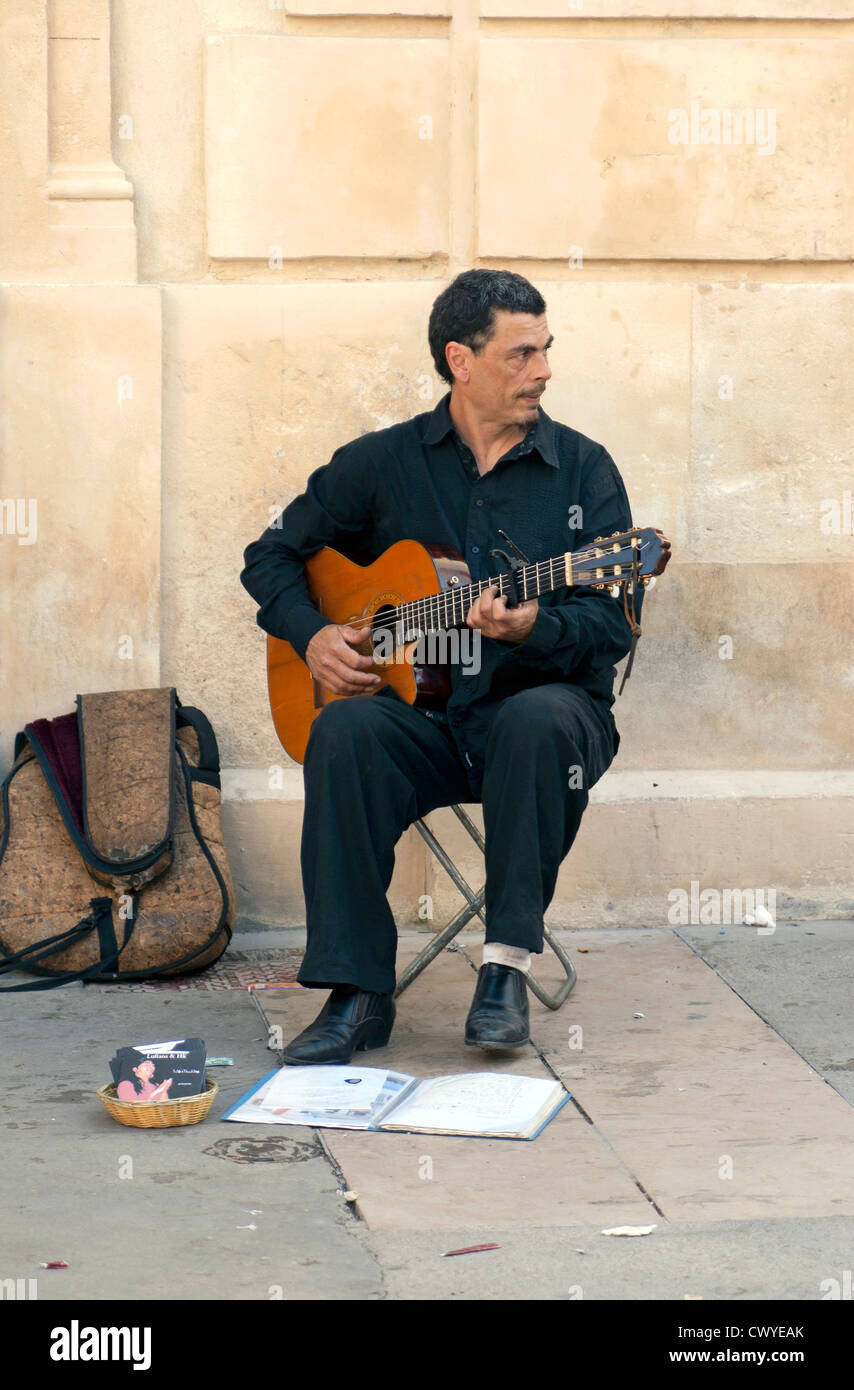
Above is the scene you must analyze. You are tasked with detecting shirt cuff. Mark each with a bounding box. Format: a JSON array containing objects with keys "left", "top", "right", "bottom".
[
  {"left": 512, "top": 605, "right": 564, "bottom": 658},
  {"left": 277, "top": 604, "right": 333, "bottom": 662}
]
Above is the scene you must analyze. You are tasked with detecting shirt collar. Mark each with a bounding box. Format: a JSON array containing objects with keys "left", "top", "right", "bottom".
[{"left": 424, "top": 391, "right": 560, "bottom": 469}]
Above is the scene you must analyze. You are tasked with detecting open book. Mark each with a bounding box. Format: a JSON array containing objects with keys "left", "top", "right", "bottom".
[{"left": 222, "top": 1066, "right": 570, "bottom": 1141}]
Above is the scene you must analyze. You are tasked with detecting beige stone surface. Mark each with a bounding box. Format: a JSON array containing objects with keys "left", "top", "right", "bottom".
[
  {"left": 223, "top": 775, "right": 854, "bottom": 929},
  {"left": 541, "top": 931, "right": 854, "bottom": 1219},
  {"left": 49, "top": 0, "right": 115, "bottom": 169},
  {"left": 613, "top": 560, "right": 854, "bottom": 770},
  {"left": 0, "top": 287, "right": 162, "bottom": 762},
  {"left": 690, "top": 284, "right": 854, "bottom": 563},
  {"left": 42, "top": 0, "right": 137, "bottom": 282},
  {"left": 205, "top": 36, "right": 450, "bottom": 260},
  {"left": 483, "top": 0, "right": 854, "bottom": 14},
  {"left": 289, "top": 0, "right": 449, "bottom": 12},
  {"left": 159, "top": 281, "right": 443, "bottom": 768},
  {"left": 111, "top": 0, "right": 208, "bottom": 283},
  {"left": 478, "top": 39, "right": 854, "bottom": 260},
  {"left": 535, "top": 281, "right": 691, "bottom": 552},
  {"left": 0, "top": 3, "right": 51, "bottom": 277}
]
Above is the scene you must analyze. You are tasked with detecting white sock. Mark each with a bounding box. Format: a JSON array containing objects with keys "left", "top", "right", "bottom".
[{"left": 483, "top": 943, "right": 531, "bottom": 974}]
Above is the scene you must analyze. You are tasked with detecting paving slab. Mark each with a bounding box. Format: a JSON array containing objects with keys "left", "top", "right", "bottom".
[
  {"left": 257, "top": 949, "right": 656, "bottom": 1231},
  {"left": 0, "top": 986, "right": 383, "bottom": 1301},
  {"left": 256, "top": 933, "right": 854, "bottom": 1228},
  {"left": 678, "top": 921, "right": 854, "bottom": 1106},
  {"left": 363, "top": 1217, "right": 854, "bottom": 1303},
  {"left": 536, "top": 930, "right": 854, "bottom": 1222}
]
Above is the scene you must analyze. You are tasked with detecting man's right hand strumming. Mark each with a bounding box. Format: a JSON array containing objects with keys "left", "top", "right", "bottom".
[{"left": 305, "top": 622, "right": 383, "bottom": 696}]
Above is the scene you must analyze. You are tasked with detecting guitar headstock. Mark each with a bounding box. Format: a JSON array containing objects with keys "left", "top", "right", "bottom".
[{"left": 572, "top": 527, "right": 668, "bottom": 593}]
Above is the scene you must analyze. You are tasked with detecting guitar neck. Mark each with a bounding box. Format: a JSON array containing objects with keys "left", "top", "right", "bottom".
[
  {"left": 391, "top": 530, "right": 652, "bottom": 635},
  {"left": 397, "top": 554, "right": 570, "bottom": 634}
]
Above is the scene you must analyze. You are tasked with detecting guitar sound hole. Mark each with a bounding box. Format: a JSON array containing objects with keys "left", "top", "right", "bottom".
[
  {"left": 371, "top": 605, "right": 421, "bottom": 655},
  {"left": 371, "top": 605, "right": 394, "bottom": 657}
]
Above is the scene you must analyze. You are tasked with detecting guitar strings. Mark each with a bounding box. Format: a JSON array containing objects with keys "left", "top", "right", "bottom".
[{"left": 333, "top": 533, "right": 651, "bottom": 638}]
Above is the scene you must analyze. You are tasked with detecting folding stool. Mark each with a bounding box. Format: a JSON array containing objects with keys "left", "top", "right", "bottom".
[{"left": 394, "top": 803, "right": 577, "bottom": 1009}]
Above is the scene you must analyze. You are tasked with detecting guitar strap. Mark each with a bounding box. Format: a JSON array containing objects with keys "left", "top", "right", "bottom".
[{"left": 618, "top": 547, "right": 643, "bottom": 696}]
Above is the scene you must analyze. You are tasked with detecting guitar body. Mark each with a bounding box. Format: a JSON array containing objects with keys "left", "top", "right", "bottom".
[{"left": 267, "top": 540, "right": 471, "bottom": 764}]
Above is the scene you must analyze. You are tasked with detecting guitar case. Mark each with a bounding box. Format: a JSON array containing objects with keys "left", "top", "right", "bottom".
[{"left": 0, "top": 688, "right": 234, "bottom": 990}]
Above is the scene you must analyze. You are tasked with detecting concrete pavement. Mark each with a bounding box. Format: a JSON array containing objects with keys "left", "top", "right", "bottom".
[{"left": 2, "top": 925, "right": 853, "bottom": 1302}]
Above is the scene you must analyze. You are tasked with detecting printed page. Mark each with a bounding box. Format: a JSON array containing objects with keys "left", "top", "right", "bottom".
[
  {"left": 224, "top": 1068, "right": 416, "bottom": 1129},
  {"left": 259, "top": 1065, "right": 388, "bottom": 1113},
  {"left": 380, "top": 1072, "right": 563, "bottom": 1135}
]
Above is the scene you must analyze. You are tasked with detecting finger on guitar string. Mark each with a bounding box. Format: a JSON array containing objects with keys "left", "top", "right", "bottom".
[
  {"left": 466, "top": 586, "right": 538, "bottom": 643},
  {"left": 305, "top": 622, "right": 382, "bottom": 695},
  {"left": 465, "top": 584, "right": 500, "bottom": 629},
  {"left": 339, "top": 620, "right": 375, "bottom": 654}
]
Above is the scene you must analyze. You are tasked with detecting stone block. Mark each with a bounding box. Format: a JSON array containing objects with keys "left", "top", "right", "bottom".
[
  {"left": 535, "top": 281, "right": 691, "bottom": 551},
  {"left": 0, "top": 2, "right": 50, "bottom": 277},
  {"left": 0, "top": 287, "right": 162, "bottom": 763},
  {"left": 615, "top": 560, "right": 854, "bottom": 771},
  {"left": 690, "top": 284, "right": 854, "bottom": 563},
  {"left": 478, "top": 39, "right": 854, "bottom": 260},
  {"left": 160, "top": 281, "right": 443, "bottom": 769},
  {"left": 205, "top": 35, "right": 450, "bottom": 259}
]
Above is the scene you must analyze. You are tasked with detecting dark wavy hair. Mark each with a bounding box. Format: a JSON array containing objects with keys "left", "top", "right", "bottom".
[{"left": 428, "top": 270, "right": 547, "bottom": 386}]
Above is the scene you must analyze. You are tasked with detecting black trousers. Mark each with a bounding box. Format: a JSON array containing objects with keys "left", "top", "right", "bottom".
[{"left": 298, "top": 683, "right": 616, "bottom": 995}]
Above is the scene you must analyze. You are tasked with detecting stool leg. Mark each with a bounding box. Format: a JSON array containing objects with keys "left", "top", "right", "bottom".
[
  {"left": 395, "top": 817, "right": 485, "bottom": 998},
  {"left": 526, "top": 924, "right": 577, "bottom": 1010},
  {"left": 401, "top": 808, "right": 578, "bottom": 1010},
  {"left": 413, "top": 818, "right": 486, "bottom": 928},
  {"left": 394, "top": 892, "right": 484, "bottom": 998}
]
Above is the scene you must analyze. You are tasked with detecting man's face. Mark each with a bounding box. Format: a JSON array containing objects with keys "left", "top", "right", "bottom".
[{"left": 456, "top": 311, "right": 553, "bottom": 427}]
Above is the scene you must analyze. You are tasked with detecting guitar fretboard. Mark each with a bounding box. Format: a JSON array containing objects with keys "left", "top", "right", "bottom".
[
  {"left": 373, "top": 532, "right": 648, "bottom": 638},
  {"left": 384, "top": 555, "right": 566, "bottom": 636}
]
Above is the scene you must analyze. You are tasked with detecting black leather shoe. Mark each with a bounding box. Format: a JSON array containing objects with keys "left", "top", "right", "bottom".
[
  {"left": 281, "top": 987, "right": 395, "bottom": 1065},
  {"left": 464, "top": 963, "right": 530, "bottom": 1050}
]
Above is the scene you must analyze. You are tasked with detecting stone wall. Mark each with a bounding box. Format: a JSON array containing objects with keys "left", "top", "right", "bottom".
[{"left": 2, "top": 0, "right": 852, "bottom": 933}]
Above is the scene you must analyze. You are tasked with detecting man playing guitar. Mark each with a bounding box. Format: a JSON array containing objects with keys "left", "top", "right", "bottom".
[{"left": 241, "top": 269, "right": 669, "bottom": 1064}]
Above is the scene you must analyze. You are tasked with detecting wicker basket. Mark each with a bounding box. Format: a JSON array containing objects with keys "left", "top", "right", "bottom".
[{"left": 96, "top": 1077, "right": 218, "bottom": 1128}]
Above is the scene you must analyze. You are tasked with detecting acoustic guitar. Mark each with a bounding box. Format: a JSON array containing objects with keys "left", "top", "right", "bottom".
[{"left": 267, "top": 528, "right": 666, "bottom": 764}]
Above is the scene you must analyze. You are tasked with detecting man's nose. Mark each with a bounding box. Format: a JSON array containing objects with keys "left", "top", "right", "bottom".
[{"left": 532, "top": 351, "right": 552, "bottom": 382}]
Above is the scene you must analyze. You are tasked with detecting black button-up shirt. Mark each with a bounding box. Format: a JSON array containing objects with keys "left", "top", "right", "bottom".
[{"left": 241, "top": 391, "right": 640, "bottom": 795}]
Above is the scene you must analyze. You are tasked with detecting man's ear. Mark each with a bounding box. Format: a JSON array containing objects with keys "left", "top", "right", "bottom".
[{"left": 445, "top": 340, "right": 470, "bottom": 384}]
